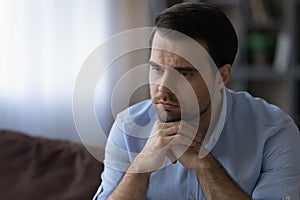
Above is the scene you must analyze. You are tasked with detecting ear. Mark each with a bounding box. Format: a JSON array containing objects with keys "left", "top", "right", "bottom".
[{"left": 218, "top": 64, "right": 231, "bottom": 86}]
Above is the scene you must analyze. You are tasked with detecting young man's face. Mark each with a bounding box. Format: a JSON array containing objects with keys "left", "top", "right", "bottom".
[{"left": 149, "top": 33, "right": 214, "bottom": 123}]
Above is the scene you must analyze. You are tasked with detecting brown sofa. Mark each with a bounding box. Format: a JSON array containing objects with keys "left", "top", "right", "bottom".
[{"left": 0, "top": 129, "right": 103, "bottom": 200}]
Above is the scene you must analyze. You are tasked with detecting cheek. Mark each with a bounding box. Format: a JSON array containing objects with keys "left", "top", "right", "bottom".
[
  {"left": 181, "top": 83, "right": 210, "bottom": 104},
  {"left": 149, "top": 84, "right": 158, "bottom": 95},
  {"left": 195, "top": 86, "right": 211, "bottom": 102}
]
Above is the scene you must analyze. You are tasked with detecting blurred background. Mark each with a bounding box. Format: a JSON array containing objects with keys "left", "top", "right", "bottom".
[{"left": 0, "top": 0, "right": 299, "bottom": 144}]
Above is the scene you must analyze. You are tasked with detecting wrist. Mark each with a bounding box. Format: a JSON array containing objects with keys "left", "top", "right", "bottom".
[
  {"left": 128, "top": 153, "right": 159, "bottom": 173},
  {"left": 194, "top": 154, "right": 223, "bottom": 177}
]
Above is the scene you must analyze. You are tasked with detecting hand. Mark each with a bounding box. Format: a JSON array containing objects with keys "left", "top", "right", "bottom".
[
  {"left": 176, "top": 142, "right": 202, "bottom": 171},
  {"left": 170, "top": 120, "right": 205, "bottom": 170},
  {"left": 132, "top": 120, "right": 196, "bottom": 173}
]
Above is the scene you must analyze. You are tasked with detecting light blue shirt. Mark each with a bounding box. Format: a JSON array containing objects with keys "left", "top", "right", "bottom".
[{"left": 94, "top": 88, "right": 300, "bottom": 200}]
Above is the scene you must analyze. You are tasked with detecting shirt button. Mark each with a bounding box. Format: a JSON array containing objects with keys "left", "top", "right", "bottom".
[
  {"left": 285, "top": 196, "right": 291, "bottom": 200},
  {"left": 189, "top": 194, "right": 195, "bottom": 200}
]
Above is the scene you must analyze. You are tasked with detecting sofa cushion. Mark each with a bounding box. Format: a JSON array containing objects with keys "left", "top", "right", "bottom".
[{"left": 0, "top": 130, "right": 103, "bottom": 200}]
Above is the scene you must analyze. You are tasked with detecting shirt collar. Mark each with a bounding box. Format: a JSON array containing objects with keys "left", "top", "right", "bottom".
[{"left": 201, "top": 86, "right": 228, "bottom": 155}]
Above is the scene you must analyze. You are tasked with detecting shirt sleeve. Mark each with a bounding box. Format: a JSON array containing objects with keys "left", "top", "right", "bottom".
[
  {"left": 252, "top": 117, "right": 300, "bottom": 200},
  {"left": 93, "top": 115, "right": 134, "bottom": 200}
]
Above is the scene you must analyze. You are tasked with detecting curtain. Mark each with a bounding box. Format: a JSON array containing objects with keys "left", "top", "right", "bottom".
[
  {"left": 0, "top": 0, "right": 161, "bottom": 146},
  {"left": 0, "top": 0, "right": 108, "bottom": 142}
]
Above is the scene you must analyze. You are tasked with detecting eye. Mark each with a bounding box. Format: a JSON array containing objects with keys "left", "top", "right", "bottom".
[
  {"left": 179, "top": 71, "right": 194, "bottom": 78},
  {"left": 151, "top": 65, "right": 164, "bottom": 74}
]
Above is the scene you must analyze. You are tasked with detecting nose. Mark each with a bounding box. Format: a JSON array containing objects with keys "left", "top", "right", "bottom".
[
  {"left": 158, "top": 83, "right": 171, "bottom": 93},
  {"left": 158, "top": 72, "right": 174, "bottom": 94}
]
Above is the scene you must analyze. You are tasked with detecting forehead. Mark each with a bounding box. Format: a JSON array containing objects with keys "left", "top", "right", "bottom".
[
  {"left": 150, "top": 49, "right": 192, "bottom": 67},
  {"left": 150, "top": 32, "right": 209, "bottom": 67}
]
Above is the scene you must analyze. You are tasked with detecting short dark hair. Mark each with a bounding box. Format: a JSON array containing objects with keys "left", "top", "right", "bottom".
[{"left": 153, "top": 2, "right": 238, "bottom": 68}]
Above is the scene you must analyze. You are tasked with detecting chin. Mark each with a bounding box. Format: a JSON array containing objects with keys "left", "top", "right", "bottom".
[
  {"left": 155, "top": 107, "right": 181, "bottom": 122},
  {"left": 159, "top": 116, "right": 181, "bottom": 123}
]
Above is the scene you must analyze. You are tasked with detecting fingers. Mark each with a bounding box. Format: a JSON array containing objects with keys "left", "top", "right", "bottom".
[
  {"left": 139, "top": 120, "right": 201, "bottom": 171},
  {"left": 147, "top": 120, "right": 203, "bottom": 153},
  {"left": 144, "top": 121, "right": 180, "bottom": 153},
  {"left": 151, "top": 121, "right": 180, "bottom": 137},
  {"left": 161, "top": 126, "right": 180, "bottom": 137},
  {"left": 154, "top": 120, "right": 180, "bottom": 129},
  {"left": 178, "top": 120, "right": 204, "bottom": 143},
  {"left": 152, "top": 120, "right": 203, "bottom": 145},
  {"left": 170, "top": 134, "right": 195, "bottom": 147}
]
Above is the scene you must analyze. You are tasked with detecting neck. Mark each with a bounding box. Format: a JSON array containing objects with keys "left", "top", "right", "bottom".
[
  {"left": 198, "top": 91, "right": 223, "bottom": 142},
  {"left": 197, "top": 105, "right": 212, "bottom": 138},
  {"left": 198, "top": 89, "right": 222, "bottom": 136}
]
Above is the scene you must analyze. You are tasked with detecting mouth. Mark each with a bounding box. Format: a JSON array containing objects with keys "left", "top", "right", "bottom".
[{"left": 156, "top": 101, "right": 179, "bottom": 110}]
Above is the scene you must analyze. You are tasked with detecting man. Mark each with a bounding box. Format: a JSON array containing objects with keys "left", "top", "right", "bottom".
[{"left": 94, "top": 2, "right": 300, "bottom": 200}]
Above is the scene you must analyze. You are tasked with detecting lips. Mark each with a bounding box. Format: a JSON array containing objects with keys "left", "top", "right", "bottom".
[{"left": 156, "top": 101, "right": 179, "bottom": 110}]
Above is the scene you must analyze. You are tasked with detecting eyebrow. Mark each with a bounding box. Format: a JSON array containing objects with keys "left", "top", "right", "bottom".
[{"left": 148, "top": 61, "right": 197, "bottom": 72}]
